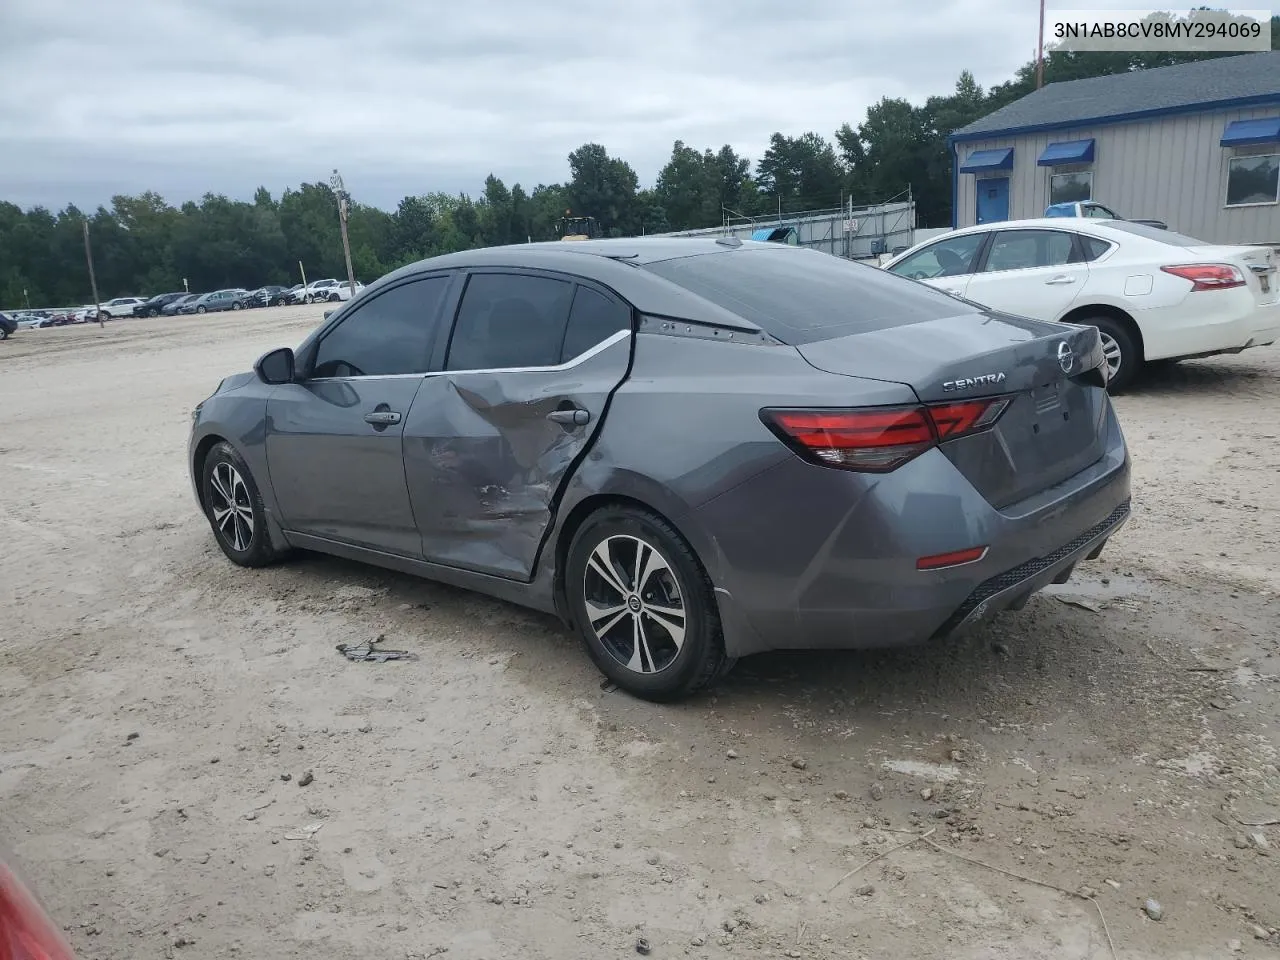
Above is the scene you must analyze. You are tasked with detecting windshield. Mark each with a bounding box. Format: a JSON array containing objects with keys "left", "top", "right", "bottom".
[{"left": 642, "top": 248, "right": 975, "bottom": 345}]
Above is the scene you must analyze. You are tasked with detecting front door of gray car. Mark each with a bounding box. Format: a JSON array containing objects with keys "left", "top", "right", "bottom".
[
  {"left": 404, "top": 270, "right": 633, "bottom": 580},
  {"left": 264, "top": 276, "right": 452, "bottom": 556}
]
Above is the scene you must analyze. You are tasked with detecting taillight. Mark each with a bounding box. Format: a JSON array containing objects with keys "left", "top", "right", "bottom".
[
  {"left": 0, "top": 865, "right": 76, "bottom": 960},
  {"left": 760, "top": 397, "right": 1010, "bottom": 472},
  {"left": 1160, "top": 263, "right": 1245, "bottom": 291}
]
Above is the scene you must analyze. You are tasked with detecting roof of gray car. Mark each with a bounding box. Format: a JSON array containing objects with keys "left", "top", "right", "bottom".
[
  {"left": 360, "top": 238, "right": 811, "bottom": 336},
  {"left": 405, "top": 236, "right": 790, "bottom": 269},
  {"left": 952, "top": 50, "right": 1280, "bottom": 140}
]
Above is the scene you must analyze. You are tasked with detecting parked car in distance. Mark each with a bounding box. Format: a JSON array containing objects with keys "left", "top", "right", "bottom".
[
  {"left": 187, "top": 289, "right": 250, "bottom": 314},
  {"left": 0, "top": 312, "right": 16, "bottom": 339},
  {"left": 300, "top": 279, "right": 339, "bottom": 303},
  {"left": 14, "top": 313, "right": 52, "bottom": 329},
  {"left": 882, "top": 218, "right": 1278, "bottom": 392},
  {"left": 190, "top": 238, "right": 1131, "bottom": 701},
  {"left": 163, "top": 294, "right": 200, "bottom": 316},
  {"left": 133, "top": 292, "right": 187, "bottom": 317},
  {"left": 251, "top": 285, "right": 289, "bottom": 307},
  {"left": 99, "top": 296, "right": 147, "bottom": 318},
  {"left": 269, "top": 284, "right": 303, "bottom": 306},
  {"left": 1044, "top": 200, "right": 1168, "bottom": 230},
  {"left": 294, "top": 279, "right": 363, "bottom": 303}
]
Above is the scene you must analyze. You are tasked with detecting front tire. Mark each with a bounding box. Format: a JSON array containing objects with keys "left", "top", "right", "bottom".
[
  {"left": 196, "top": 305, "right": 207, "bottom": 314},
  {"left": 565, "top": 506, "right": 728, "bottom": 702},
  {"left": 1087, "top": 316, "right": 1141, "bottom": 394},
  {"left": 304, "top": 294, "right": 314, "bottom": 304},
  {"left": 201, "top": 441, "right": 284, "bottom": 568}
]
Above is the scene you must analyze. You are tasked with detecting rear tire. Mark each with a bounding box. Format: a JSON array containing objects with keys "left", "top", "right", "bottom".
[
  {"left": 1087, "top": 316, "right": 1141, "bottom": 394},
  {"left": 201, "top": 441, "right": 285, "bottom": 568},
  {"left": 232, "top": 301, "right": 242, "bottom": 310},
  {"left": 565, "top": 505, "right": 727, "bottom": 702}
]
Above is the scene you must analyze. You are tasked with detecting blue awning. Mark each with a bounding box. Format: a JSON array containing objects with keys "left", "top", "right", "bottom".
[
  {"left": 1037, "top": 139, "right": 1095, "bottom": 166},
  {"left": 751, "top": 228, "right": 776, "bottom": 241},
  {"left": 959, "top": 148, "right": 1014, "bottom": 173},
  {"left": 1221, "top": 117, "right": 1280, "bottom": 147}
]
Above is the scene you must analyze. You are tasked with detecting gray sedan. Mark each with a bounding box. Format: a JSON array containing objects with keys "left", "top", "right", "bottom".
[{"left": 189, "top": 238, "right": 1131, "bottom": 701}]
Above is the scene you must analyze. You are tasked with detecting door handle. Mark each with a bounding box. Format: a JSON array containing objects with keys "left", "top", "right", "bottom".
[
  {"left": 1044, "top": 275, "right": 1076, "bottom": 285},
  {"left": 363, "top": 410, "right": 402, "bottom": 425},
  {"left": 546, "top": 408, "right": 590, "bottom": 426}
]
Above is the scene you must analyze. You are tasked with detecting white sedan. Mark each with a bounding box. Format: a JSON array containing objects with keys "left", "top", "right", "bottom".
[{"left": 882, "top": 218, "right": 1279, "bottom": 391}]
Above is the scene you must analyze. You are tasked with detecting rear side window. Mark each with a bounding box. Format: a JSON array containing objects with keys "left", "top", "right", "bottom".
[
  {"left": 446, "top": 272, "right": 574, "bottom": 370},
  {"left": 560, "top": 286, "right": 630, "bottom": 363},
  {"left": 641, "top": 249, "right": 975, "bottom": 345},
  {"left": 1079, "top": 236, "right": 1113, "bottom": 261},
  {"left": 982, "top": 229, "right": 1074, "bottom": 272}
]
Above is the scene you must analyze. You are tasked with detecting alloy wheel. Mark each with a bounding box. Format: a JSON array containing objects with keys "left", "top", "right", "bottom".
[
  {"left": 582, "top": 535, "right": 686, "bottom": 674},
  {"left": 1099, "top": 331, "right": 1123, "bottom": 379},
  {"left": 209, "top": 461, "right": 254, "bottom": 552}
]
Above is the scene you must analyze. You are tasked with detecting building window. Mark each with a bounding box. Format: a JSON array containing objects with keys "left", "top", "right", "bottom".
[
  {"left": 1225, "top": 154, "right": 1280, "bottom": 207},
  {"left": 1049, "top": 171, "right": 1093, "bottom": 205}
]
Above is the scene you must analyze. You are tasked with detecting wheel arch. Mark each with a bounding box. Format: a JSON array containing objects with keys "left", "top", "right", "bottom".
[
  {"left": 1060, "top": 303, "right": 1146, "bottom": 360},
  {"left": 191, "top": 432, "right": 230, "bottom": 513},
  {"left": 549, "top": 488, "right": 721, "bottom": 627}
]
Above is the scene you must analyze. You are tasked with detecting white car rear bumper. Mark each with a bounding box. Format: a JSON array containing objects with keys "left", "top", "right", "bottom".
[{"left": 1139, "top": 292, "right": 1280, "bottom": 360}]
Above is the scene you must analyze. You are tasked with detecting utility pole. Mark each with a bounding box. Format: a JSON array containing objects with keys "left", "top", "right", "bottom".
[
  {"left": 1036, "top": 0, "right": 1046, "bottom": 89},
  {"left": 330, "top": 169, "right": 357, "bottom": 298},
  {"left": 83, "top": 220, "right": 103, "bottom": 329}
]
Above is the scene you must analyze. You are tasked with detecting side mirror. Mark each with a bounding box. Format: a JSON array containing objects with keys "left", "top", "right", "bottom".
[
  {"left": 254, "top": 347, "right": 295, "bottom": 385},
  {"left": 323, "top": 310, "right": 334, "bottom": 321}
]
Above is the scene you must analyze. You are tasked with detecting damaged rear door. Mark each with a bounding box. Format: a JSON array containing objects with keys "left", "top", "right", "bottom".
[{"left": 403, "top": 268, "right": 633, "bottom": 580}]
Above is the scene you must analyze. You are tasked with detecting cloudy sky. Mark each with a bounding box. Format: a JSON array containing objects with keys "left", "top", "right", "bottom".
[{"left": 2, "top": 0, "right": 1149, "bottom": 212}]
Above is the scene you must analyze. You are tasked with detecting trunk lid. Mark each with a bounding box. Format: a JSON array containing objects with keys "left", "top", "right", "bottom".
[
  {"left": 795, "top": 310, "right": 1111, "bottom": 509},
  {"left": 1184, "top": 244, "right": 1279, "bottom": 305}
]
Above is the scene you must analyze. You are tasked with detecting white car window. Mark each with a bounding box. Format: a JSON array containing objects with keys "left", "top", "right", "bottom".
[
  {"left": 889, "top": 232, "right": 986, "bottom": 280},
  {"left": 982, "top": 230, "right": 1075, "bottom": 273}
]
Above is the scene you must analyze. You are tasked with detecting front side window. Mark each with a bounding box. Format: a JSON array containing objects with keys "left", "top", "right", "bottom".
[
  {"left": 887, "top": 232, "right": 986, "bottom": 281},
  {"left": 446, "top": 273, "right": 574, "bottom": 371},
  {"left": 983, "top": 230, "right": 1075, "bottom": 272},
  {"left": 1226, "top": 154, "right": 1280, "bottom": 206},
  {"left": 311, "top": 276, "right": 449, "bottom": 378},
  {"left": 1050, "top": 172, "right": 1093, "bottom": 205}
]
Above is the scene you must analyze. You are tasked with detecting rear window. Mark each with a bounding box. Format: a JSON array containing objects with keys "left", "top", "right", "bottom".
[
  {"left": 1099, "top": 221, "right": 1204, "bottom": 247},
  {"left": 641, "top": 249, "right": 974, "bottom": 345}
]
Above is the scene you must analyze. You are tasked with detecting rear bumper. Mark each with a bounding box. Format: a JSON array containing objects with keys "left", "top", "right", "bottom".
[
  {"left": 696, "top": 401, "right": 1132, "bottom": 657},
  {"left": 1141, "top": 294, "right": 1280, "bottom": 360},
  {"left": 933, "top": 497, "right": 1129, "bottom": 640}
]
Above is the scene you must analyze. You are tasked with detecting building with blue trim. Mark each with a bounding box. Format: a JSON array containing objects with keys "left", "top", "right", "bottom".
[{"left": 948, "top": 51, "right": 1280, "bottom": 243}]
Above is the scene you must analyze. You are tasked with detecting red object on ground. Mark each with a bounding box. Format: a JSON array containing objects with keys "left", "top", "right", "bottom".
[{"left": 0, "top": 862, "right": 76, "bottom": 960}]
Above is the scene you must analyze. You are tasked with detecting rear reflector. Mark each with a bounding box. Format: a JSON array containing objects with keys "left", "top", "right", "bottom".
[
  {"left": 761, "top": 397, "right": 1010, "bottom": 472},
  {"left": 1160, "top": 263, "right": 1246, "bottom": 291},
  {"left": 917, "top": 546, "right": 988, "bottom": 570}
]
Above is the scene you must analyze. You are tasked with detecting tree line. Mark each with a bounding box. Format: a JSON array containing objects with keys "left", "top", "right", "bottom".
[{"left": 3, "top": 22, "right": 1276, "bottom": 308}]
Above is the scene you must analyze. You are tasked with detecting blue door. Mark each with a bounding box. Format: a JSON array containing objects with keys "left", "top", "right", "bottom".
[{"left": 975, "top": 178, "right": 1010, "bottom": 224}]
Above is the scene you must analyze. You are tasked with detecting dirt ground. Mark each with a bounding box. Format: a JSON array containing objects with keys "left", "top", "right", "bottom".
[{"left": 1, "top": 308, "right": 1277, "bottom": 960}]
